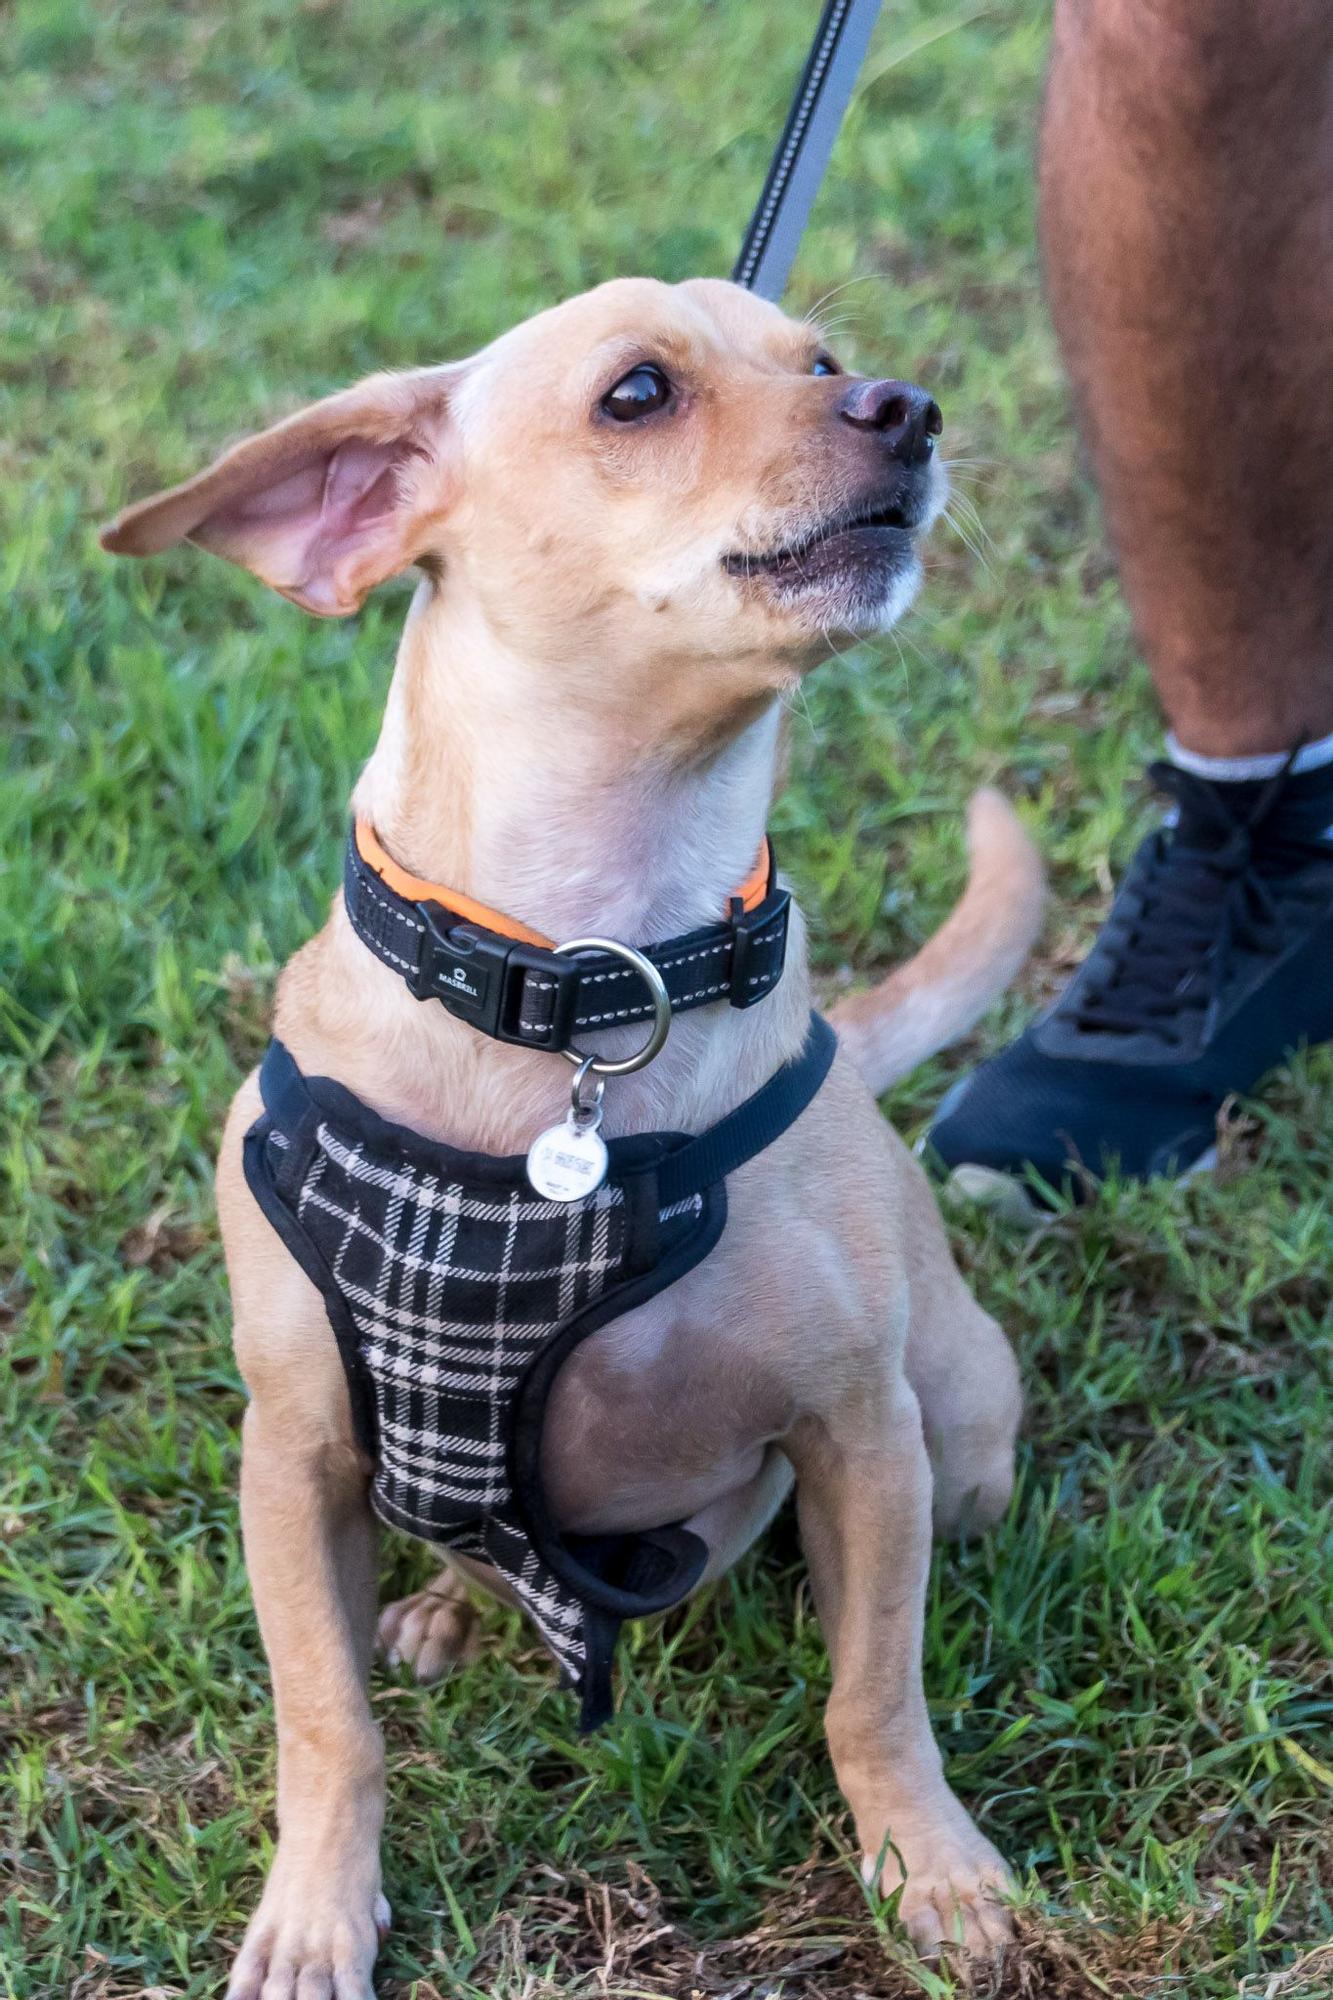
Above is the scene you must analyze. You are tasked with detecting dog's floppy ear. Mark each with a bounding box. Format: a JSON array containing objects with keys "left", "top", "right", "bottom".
[{"left": 99, "top": 368, "right": 456, "bottom": 616}]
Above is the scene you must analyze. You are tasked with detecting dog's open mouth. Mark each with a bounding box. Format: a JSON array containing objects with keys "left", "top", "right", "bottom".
[
  {"left": 719, "top": 473, "right": 938, "bottom": 632},
  {"left": 722, "top": 494, "right": 916, "bottom": 583},
  {"left": 716, "top": 498, "right": 912, "bottom": 584},
  {"left": 719, "top": 486, "right": 929, "bottom": 631}
]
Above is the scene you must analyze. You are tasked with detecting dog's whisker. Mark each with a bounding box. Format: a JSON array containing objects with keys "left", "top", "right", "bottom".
[
  {"left": 946, "top": 488, "right": 999, "bottom": 562},
  {"left": 780, "top": 674, "right": 818, "bottom": 730},
  {"left": 940, "top": 470, "right": 1000, "bottom": 496},
  {"left": 949, "top": 497, "right": 997, "bottom": 563},
  {"left": 887, "top": 626, "right": 915, "bottom": 701},
  {"left": 942, "top": 502, "right": 993, "bottom": 575},
  {"left": 801, "top": 273, "right": 877, "bottom": 326}
]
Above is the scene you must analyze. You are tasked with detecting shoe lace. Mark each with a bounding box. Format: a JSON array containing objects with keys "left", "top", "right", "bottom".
[{"left": 1069, "top": 751, "right": 1331, "bottom": 1043}]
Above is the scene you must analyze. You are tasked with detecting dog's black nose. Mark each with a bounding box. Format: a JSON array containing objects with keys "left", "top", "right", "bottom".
[{"left": 839, "top": 379, "right": 942, "bottom": 465}]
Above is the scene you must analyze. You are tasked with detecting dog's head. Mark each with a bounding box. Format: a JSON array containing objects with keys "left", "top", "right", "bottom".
[{"left": 101, "top": 277, "right": 944, "bottom": 704}]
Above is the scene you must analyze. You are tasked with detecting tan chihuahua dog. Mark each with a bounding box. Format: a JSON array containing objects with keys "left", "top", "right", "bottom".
[{"left": 103, "top": 277, "right": 1043, "bottom": 1999}]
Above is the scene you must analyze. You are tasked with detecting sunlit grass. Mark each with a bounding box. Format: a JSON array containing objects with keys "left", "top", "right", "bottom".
[{"left": 3, "top": 2, "right": 1331, "bottom": 1994}]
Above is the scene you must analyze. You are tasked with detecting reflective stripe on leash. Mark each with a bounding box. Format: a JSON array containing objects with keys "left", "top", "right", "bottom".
[{"left": 733, "top": 0, "right": 884, "bottom": 301}]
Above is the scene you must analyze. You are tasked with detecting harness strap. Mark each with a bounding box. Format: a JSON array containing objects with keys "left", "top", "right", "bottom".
[
  {"left": 343, "top": 822, "right": 792, "bottom": 1054},
  {"left": 652, "top": 1011, "right": 838, "bottom": 1206},
  {"left": 255, "top": 1011, "right": 837, "bottom": 1200},
  {"left": 256, "top": 1034, "right": 316, "bottom": 1133}
]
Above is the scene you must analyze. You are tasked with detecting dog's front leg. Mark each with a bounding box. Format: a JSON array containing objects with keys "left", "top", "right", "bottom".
[
  {"left": 217, "top": 1086, "right": 389, "bottom": 1999},
  {"left": 226, "top": 1398, "right": 387, "bottom": 2000},
  {"left": 788, "top": 1387, "right": 1014, "bottom": 1961}
]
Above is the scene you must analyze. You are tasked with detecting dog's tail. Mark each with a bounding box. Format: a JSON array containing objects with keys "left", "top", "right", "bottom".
[{"left": 827, "top": 788, "right": 1045, "bottom": 1095}]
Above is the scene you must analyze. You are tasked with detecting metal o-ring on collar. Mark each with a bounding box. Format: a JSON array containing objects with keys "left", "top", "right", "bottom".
[{"left": 553, "top": 937, "right": 672, "bottom": 1076}]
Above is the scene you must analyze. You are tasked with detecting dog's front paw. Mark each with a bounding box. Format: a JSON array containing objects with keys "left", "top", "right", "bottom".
[
  {"left": 378, "top": 1570, "right": 480, "bottom": 1682},
  {"left": 868, "top": 1819, "right": 1014, "bottom": 1961},
  {"left": 226, "top": 1873, "right": 391, "bottom": 2000}
]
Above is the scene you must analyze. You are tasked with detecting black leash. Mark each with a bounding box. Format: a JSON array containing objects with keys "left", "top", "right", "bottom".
[{"left": 733, "top": 0, "right": 884, "bottom": 301}]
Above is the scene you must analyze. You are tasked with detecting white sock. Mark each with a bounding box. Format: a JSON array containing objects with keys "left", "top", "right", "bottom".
[
  {"left": 1165, "top": 729, "right": 1333, "bottom": 782},
  {"left": 1164, "top": 729, "right": 1333, "bottom": 840}
]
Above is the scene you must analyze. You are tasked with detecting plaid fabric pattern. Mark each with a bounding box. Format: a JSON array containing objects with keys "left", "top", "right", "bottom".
[{"left": 262, "top": 1120, "right": 701, "bottom": 1689}]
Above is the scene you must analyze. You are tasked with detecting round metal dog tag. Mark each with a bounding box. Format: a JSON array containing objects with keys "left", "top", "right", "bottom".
[{"left": 526, "top": 1116, "right": 609, "bottom": 1202}]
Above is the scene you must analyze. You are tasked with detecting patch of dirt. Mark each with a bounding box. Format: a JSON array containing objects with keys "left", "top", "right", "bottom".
[{"left": 388, "top": 1860, "right": 1291, "bottom": 2000}]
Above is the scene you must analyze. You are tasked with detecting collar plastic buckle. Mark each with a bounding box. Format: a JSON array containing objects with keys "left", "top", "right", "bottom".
[
  {"left": 726, "top": 887, "right": 790, "bottom": 1008},
  {"left": 412, "top": 909, "right": 581, "bottom": 1049},
  {"left": 411, "top": 908, "right": 513, "bottom": 1031}
]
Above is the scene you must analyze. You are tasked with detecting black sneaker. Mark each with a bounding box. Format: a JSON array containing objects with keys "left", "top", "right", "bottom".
[{"left": 926, "top": 754, "right": 1333, "bottom": 1195}]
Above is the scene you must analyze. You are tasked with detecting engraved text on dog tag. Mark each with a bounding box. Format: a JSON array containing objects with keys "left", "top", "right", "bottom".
[{"left": 526, "top": 1114, "right": 609, "bottom": 1202}]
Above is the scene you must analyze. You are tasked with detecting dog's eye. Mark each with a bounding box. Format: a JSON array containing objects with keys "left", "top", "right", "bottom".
[
  {"left": 811, "top": 353, "right": 841, "bottom": 377},
  {"left": 601, "top": 364, "right": 673, "bottom": 421}
]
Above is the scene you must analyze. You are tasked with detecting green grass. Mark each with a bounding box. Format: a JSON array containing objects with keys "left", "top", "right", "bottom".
[{"left": 3, "top": 2, "right": 1331, "bottom": 1995}]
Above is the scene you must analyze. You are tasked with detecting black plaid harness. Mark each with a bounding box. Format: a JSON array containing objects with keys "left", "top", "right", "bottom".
[{"left": 243, "top": 1015, "right": 836, "bottom": 1727}]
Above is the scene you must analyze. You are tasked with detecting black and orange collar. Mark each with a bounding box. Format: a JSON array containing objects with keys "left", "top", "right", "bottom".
[{"left": 342, "top": 821, "right": 791, "bottom": 1053}]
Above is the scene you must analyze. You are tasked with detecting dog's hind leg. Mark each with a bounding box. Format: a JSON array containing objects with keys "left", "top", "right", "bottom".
[
  {"left": 787, "top": 1383, "right": 1014, "bottom": 1961},
  {"left": 898, "top": 1148, "right": 1022, "bottom": 1537},
  {"left": 380, "top": 1446, "right": 798, "bottom": 1679},
  {"left": 378, "top": 1566, "right": 482, "bottom": 1683},
  {"left": 689, "top": 1445, "right": 795, "bottom": 1583},
  {"left": 910, "top": 1285, "right": 1021, "bottom": 1538}
]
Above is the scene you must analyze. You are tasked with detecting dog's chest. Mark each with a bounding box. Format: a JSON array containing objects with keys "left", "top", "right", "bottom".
[
  {"left": 536, "top": 1236, "right": 800, "bottom": 1535},
  {"left": 261, "top": 1112, "right": 708, "bottom": 1530},
  {"left": 242, "top": 1020, "right": 840, "bottom": 1724}
]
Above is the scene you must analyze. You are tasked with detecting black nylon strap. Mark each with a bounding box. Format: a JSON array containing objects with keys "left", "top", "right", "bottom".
[
  {"left": 343, "top": 827, "right": 791, "bottom": 1053},
  {"left": 653, "top": 1011, "right": 837, "bottom": 1207},
  {"left": 257, "top": 1012, "right": 835, "bottom": 1204},
  {"left": 732, "top": 0, "right": 884, "bottom": 300}
]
